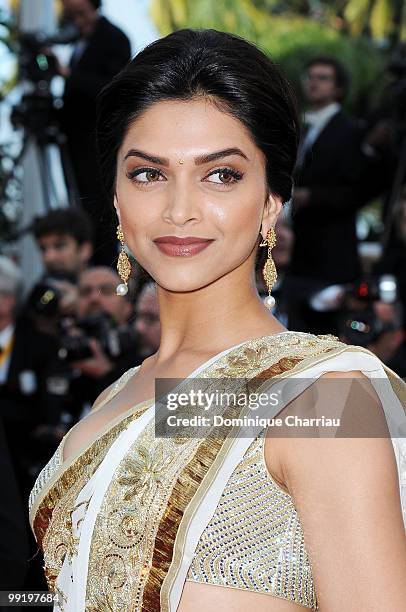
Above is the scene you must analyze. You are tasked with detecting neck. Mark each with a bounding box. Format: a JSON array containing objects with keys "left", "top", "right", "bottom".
[
  {"left": 153, "top": 254, "right": 285, "bottom": 363},
  {"left": 308, "top": 100, "right": 337, "bottom": 112},
  {"left": 86, "top": 13, "right": 100, "bottom": 37}
]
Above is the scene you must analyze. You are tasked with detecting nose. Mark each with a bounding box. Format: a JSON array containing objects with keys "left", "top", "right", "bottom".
[
  {"left": 43, "top": 248, "right": 57, "bottom": 264},
  {"left": 162, "top": 181, "right": 202, "bottom": 227}
]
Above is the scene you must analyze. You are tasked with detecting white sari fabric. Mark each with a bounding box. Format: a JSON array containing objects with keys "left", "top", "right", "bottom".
[{"left": 28, "top": 331, "right": 406, "bottom": 611}]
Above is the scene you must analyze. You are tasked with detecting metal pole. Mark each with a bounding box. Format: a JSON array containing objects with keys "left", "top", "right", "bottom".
[{"left": 18, "top": 0, "right": 56, "bottom": 294}]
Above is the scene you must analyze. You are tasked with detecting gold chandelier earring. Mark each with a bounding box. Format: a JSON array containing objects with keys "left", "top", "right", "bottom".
[
  {"left": 116, "top": 224, "right": 131, "bottom": 296},
  {"left": 259, "top": 227, "right": 277, "bottom": 309}
]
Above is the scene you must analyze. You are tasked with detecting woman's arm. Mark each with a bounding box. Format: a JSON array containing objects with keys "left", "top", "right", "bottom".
[{"left": 265, "top": 370, "right": 406, "bottom": 612}]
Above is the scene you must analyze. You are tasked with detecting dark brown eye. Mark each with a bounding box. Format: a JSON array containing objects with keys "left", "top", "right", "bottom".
[
  {"left": 127, "top": 168, "right": 164, "bottom": 183},
  {"left": 206, "top": 167, "right": 243, "bottom": 185},
  {"left": 145, "top": 170, "right": 160, "bottom": 181},
  {"left": 218, "top": 171, "right": 233, "bottom": 183}
]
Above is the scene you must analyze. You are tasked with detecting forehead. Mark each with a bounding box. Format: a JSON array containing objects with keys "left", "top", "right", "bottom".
[
  {"left": 119, "top": 98, "right": 260, "bottom": 160},
  {"left": 39, "top": 233, "right": 76, "bottom": 245},
  {"left": 307, "top": 63, "right": 335, "bottom": 74},
  {"left": 80, "top": 270, "right": 118, "bottom": 286}
]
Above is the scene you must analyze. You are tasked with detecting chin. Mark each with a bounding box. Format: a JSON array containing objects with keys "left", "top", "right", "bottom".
[{"left": 151, "top": 268, "right": 224, "bottom": 294}]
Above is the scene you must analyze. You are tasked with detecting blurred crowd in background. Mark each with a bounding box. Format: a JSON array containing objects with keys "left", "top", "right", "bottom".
[{"left": 1, "top": 0, "right": 406, "bottom": 597}]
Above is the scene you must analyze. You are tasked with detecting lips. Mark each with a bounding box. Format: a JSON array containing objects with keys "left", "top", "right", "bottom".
[
  {"left": 153, "top": 236, "right": 214, "bottom": 257},
  {"left": 154, "top": 236, "right": 213, "bottom": 245}
]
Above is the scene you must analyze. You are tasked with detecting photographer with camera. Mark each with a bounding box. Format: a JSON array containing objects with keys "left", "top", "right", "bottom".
[
  {"left": 62, "top": 266, "right": 142, "bottom": 419},
  {"left": 337, "top": 274, "right": 406, "bottom": 377},
  {"left": 364, "top": 187, "right": 406, "bottom": 377},
  {"left": 10, "top": 208, "right": 94, "bottom": 481},
  {"left": 31, "top": 207, "right": 94, "bottom": 316}
]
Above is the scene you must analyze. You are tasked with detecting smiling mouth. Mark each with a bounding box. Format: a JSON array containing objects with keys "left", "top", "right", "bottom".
[{"left": 153, "top": 236, "right": 214, "bottom": 257}]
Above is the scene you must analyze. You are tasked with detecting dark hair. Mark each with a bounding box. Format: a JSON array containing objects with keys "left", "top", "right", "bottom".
[
  {"left": 89, "top": 0, "right": 102, "bottom": 9},
  {"left": 305, "top": 55, "right": 350, "bottom": 101},
  {"left": 33, "top": 208, "right": 94, "bottom": 245},
  {"left": 96, "top": 28, "right": 299, "bottom": 205}
]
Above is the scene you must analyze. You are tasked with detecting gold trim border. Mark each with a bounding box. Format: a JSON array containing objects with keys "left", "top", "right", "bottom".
[{"left": 159, "top": 343, "right": 406, "bottom": 610}]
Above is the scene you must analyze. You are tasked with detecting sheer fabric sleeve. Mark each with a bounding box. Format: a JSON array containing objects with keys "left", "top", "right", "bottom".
[{"left": 258, "top": 347, "right": 406, "bottom": 528}]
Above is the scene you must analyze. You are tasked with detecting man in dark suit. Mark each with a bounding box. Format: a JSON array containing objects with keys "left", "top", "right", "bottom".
[
  {"left": 0, "top": 258, "right": 60, "bottom": 494},
  {"left": 286, "top": 56, "right": 369, "bottom": 334},
  {"left": 58, "top": 0, "right": 131, "bottom": 266},
  {"left": 0, "top": 257, "right": 56, "bottom": 592}
]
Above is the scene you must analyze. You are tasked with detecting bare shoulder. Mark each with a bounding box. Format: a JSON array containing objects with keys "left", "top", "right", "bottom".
[{"left": 265, "top": 369, "right": 406, "bottom": 610}]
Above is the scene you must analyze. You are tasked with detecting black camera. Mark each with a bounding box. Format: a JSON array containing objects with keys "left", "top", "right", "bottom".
[
  {"left": 58, "top": 312, "right": 138, "bottom": 363},
  {"left": 12, "top": 22, "right": 79, "bottom": 138},
  {"left": 18, "top": 23, "right": 79, "bottom": 84},
  {"left": 25, "top": 272, "right": 76, "bottom": 317},
  {"left": 339, "top": 275, "right": 398, "bottom": 346}
]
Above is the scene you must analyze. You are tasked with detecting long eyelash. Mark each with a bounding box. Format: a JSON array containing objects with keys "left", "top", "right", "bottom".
[
  {"left": 126, "top": 167, "right": 164, "bottom": 180},
  {"left": 207, "top": 167, "right": 244, "bottom": 181}
]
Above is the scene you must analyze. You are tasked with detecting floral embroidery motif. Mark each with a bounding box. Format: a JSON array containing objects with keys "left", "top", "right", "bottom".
[{"left": 118, "top": 441, "right": 174, "bottom": 504}]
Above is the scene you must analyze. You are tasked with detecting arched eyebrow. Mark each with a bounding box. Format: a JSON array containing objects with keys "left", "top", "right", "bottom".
[
  {"left": 194, "top": 148, "right": 249, "bottom": 164},
  {"left": 124, "top": 149, "right": 168, "bottom": 165},
  {"left": 123, "top": 147, "right": 249, "bottom": 166}
]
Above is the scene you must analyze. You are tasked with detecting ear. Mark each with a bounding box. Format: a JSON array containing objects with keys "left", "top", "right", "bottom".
[
  {"left": 260, "top": 193, "right": 283, "bottom": 242},
  {"left": 79, "top": 241, "right": 93, "bottom": 264}
]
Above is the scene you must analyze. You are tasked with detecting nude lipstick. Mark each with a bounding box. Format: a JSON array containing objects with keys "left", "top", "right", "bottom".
[{"left": 153, "top": 236, "right": 214, "bottom": 257}]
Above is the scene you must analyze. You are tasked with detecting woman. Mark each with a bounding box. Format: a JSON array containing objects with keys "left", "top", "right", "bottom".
[{"left": 29, "top": 29, "right": 406, "bottom": 611}]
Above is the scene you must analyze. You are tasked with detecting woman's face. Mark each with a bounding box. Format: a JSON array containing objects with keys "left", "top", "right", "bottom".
[{"left": 115, "top": 98, "right": 281, "bottom": 293}]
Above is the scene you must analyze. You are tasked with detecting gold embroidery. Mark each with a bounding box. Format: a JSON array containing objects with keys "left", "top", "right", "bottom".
[
  {"left": 35, "top": 406, "right": 150, "bottom": 591},
  {"left": 85, "top": 333, "right": 342, "bottom": 611},
  {"left": 43, "top": 476, "right": 85, "bottom": 591},
  {"left": 85, "top": 424, "right": 199, "bottom": 610},
  {"left": 33, "top": 332, "right": 346, "bottom": 606},
  {"left": 118, "top": 440, "right": 174, "bottom": 504}
]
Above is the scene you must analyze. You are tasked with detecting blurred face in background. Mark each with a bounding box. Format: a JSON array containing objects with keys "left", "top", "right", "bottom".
[
  {"left": 37, "top": 233, "right": 92, "bottom": 276},
  {"left": 62, "top": 0, "right": 99, "bottom": 37},
  {"left": 134, "top": 285, "right": 160, "bottom": 356},
  {"left": 78, "top": 268, "right": 132, "bottom": 324},
  {"left": 303, "top": 63, "right": 340, "bottom": 108}
]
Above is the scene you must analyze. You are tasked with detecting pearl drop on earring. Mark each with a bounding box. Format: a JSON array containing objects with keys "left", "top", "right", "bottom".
[
  {"left": 264, "top": 294, "right": 275, "bottom": 309},
  {"left": 116, "top": 283, "right": 128, "bottom": 296}
]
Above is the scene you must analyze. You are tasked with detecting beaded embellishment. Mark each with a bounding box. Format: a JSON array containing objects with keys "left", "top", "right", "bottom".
[{"left": 186, "top": 431, "right": 318, "bottom": 609}]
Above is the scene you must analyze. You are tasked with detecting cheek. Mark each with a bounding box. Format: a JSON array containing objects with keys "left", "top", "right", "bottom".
[
  {"left": 117, "top": 181, "right": 156, "bottom": 233},
  {"left": 217, "top": 188, "right": 263, "bottom": 239}
]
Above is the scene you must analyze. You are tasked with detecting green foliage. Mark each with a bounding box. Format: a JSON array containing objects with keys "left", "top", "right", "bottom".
[
  {"left": 150, "top": 0, "right": 388, "bottom": 115},
  {"left": 0, "top": 8, "right": 18, "bottom": 98}
]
